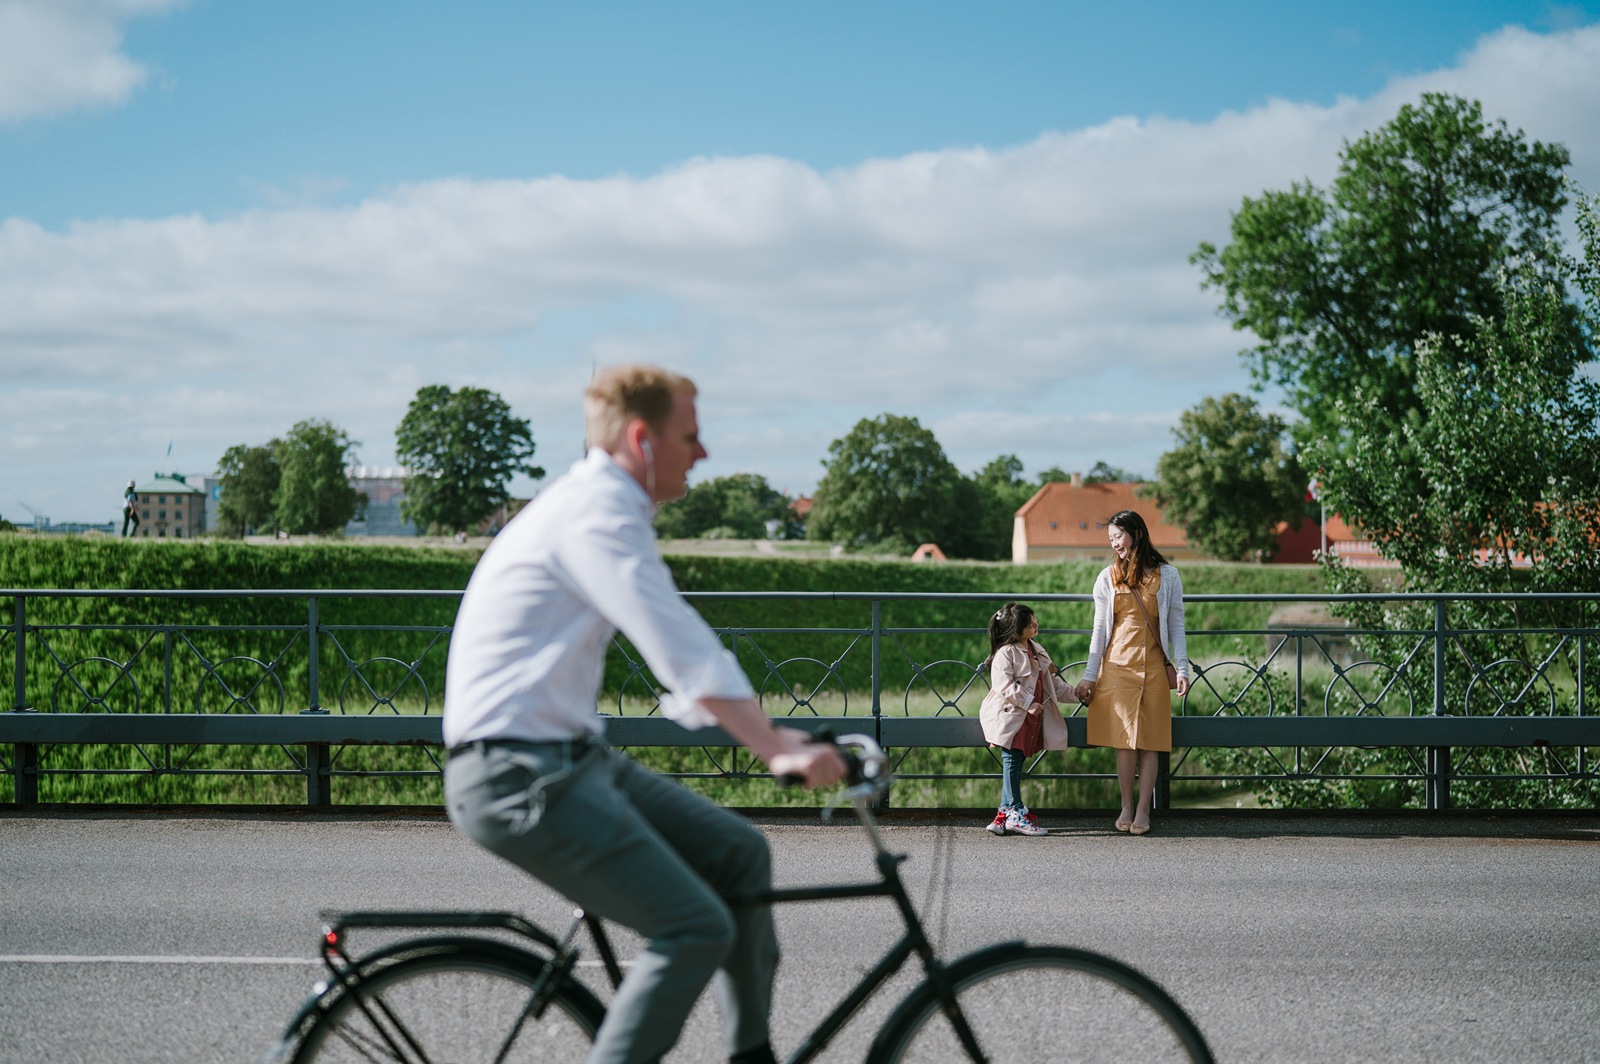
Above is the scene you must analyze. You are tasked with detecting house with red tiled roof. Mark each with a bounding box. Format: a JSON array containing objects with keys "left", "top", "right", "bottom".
[
  {"left": 1012, "top": 475, "right": 1389, "bottom": 565},
  {"left": 1012, "top": 476, "right": 1203, "bottom": 564},
  {"left": 1319, "top": 514, "right": 1401, "bottom": 568}
]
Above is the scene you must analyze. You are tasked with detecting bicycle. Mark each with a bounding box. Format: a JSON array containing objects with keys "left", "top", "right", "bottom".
[{"left": 263, "top": 734, "right": 1214, "bottom": 1063}]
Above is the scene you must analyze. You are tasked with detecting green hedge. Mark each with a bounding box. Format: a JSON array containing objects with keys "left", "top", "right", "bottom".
[{"left": 1, "top": 537, "right": 1322, "bottom": 715}]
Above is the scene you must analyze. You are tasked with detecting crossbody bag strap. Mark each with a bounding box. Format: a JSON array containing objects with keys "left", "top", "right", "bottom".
[{"left": 1128, "top": 581, "right": 1173, "bottom": 667}]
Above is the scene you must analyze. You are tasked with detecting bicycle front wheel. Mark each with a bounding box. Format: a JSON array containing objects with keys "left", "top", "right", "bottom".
[
  {"left": 869, "top": 943, "right": 1213, "bottom": 1064},
  {"left": 293, "top": 946, "right": 604, "bottom": 1063}
]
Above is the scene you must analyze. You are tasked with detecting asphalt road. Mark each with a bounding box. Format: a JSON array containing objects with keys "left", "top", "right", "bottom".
[{"left": 1, "top": 808, "right": 1597, "bottom": 1063}]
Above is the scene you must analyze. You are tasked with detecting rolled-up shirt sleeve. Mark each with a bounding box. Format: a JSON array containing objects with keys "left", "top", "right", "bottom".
[{"left": 555, "top": 499, "right": 752, "bottom": 730}]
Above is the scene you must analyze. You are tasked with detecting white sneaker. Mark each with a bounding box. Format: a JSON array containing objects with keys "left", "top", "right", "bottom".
[
  {"left": 1006, "top": 809, "right": 1048, "bottom": 836},
  {"left": 986, "top": 810, "right": 1009, "bottom": 835}
]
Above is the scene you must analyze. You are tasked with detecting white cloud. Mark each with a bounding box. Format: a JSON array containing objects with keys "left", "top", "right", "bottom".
[
  {"left": 0, "top": 0, "right": 181, "bottom": 123},
  {"left": 4, "top": 21, "right": 1600, "bottom": 521}
]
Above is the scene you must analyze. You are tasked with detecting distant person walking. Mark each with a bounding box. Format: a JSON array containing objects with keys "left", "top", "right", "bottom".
[
  {"left": 121, "top": 480, "right": 140, "bottom": 537},
  {"left": 978, "top": 601, "right": 1071, "bottom": 836},
  {"left": 1075, "top": 510, "right": 1189, "bottom": 836}
]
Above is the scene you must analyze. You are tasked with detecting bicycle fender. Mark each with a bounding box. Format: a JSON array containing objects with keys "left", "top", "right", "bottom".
[{"left": 864, "top": 940, "right": 1028, "bottom": 1064}]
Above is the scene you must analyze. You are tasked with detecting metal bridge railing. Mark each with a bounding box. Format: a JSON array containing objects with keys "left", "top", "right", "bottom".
[{"left": 3, "top": 588, "right": 1597, "bottom": 809}]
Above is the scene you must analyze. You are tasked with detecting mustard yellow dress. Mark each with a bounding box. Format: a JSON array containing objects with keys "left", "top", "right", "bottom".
[{"left": 1085, "top": 572, "right": 1173, "bottom": 752}]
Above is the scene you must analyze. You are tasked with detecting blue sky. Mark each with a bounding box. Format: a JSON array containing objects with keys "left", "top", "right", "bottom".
[{"left": 3, "top": 0, "right": 1599, "bottom": 524}]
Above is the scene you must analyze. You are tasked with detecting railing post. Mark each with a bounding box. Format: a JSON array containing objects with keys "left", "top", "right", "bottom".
[
  {"left": 870, "top": 599, "right": 889, "bottom": 810},
  {"left": 12, "top": 596, "right": 28, "bottom": 712},
  {"left": 1155, "top": 751, "right": 1171, "bottom": 810},
  {"left": 11, "top": 596, "right": 38, "bottom": 807},
  {"left": 163, "top": 625, "right": 174, "bottom": 713},
  {"left": 14, "top": 741, "right": 38, "bottom": 808},
  {"left": 1426, "top": 746, "right": 1452, "bottom": 811},
  {"left": 870, "top": 598, "right": 882, "bottom": 720},
  {"left": 1578, "top": 629, "right": 1587, "bottom": 780},
  {"left": 305, "top": 742, "right": 332, "bottom": 806},
  {"left": 306, "top": 596, "right": 323, "bottom": 713},
  {"left": 1432, "top": 599, "right": 1447, "bottom": 717},
  {"left": 299, "top": 596, "right": 328, "bottom": 717},
  {"left": 299, "top": 595, "right": 330, "bottom": 803},
  {"left": 1429, "top": 599, "right": 1449, "bottom": 810}
]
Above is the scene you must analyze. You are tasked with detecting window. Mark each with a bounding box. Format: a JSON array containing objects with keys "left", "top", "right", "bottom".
[
  {"left": 174, "top": 509, "right": 183, "bottom": 520},
  {"left": 158, "top": 495, "right": 166, "bottom": 504},
  {"left": 158, "top": 510, "right": 166, "bottom": 520},
  {"left": 175, "top": 529, "right": 183, "bottom": 538}
]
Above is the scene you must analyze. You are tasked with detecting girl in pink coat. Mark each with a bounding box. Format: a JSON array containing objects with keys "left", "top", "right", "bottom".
[{"left": 978, "top": 602, "right": 1072, "bottom": 836}]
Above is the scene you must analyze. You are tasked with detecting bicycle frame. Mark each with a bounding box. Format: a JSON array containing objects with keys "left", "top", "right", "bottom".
[
  {"left": 575, "top": 792, "right": 991, "bottom": 1064},
  {"left": 287, "top": 743, "right": 1000, "bottom": 1064}
]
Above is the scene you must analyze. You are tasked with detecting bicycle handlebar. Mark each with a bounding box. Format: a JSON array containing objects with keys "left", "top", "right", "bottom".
[{"left": 777, "top": 730, "right": 889, "bottom": 796}]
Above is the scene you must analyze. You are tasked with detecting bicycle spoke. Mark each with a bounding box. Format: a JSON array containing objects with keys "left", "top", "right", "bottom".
[{"left": 875, "top": 946, "right": 1211, "bottom": 1064}]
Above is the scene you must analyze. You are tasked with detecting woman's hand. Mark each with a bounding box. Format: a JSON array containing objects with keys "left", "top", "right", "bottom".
[
  {"left": 1176, "top": 675, "right": 1190, "bottom": 697},
  {"left": 1074, "top": 680, "right": 1095, "bottom": 704},
  {"left": 1028, "top": 701, "right": 1044, "bottom": 716}
]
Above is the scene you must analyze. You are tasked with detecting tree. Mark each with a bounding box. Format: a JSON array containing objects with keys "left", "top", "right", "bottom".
[
  {"left": 273, "top": 419, "right": 360, "bottom": 535},
  {"left": 215, "top": 442, "right": 281, "bottom": 537},
  {"left": 1193, "top": 93, "right": 1575, "bottom": 452},
  {"left": 1084, "top": 461, "right": 1144, "bottom": 485},
  {"left": 1151, "top": 394, "right": 1307, "bottom": 562},
  {"left": 654, "top": 473, "right": 792, "bottom": 540},
  {"left": 950, "top": 455, "right": 1037, "bottom": 561},
  {"left": 1250, "top": 191, "right": 1600, "bottom": 810},
  {"left": 808, "top": 414, "right": 963, "bottom": 551},
  {"left": 1310, "top": 189, "right": 1600, "bottom": 594},
  {"left": 395, "top": 385, "right": 544, "bottom": 534}
]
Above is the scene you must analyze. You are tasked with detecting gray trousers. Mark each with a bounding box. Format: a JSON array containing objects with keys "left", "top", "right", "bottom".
[{"left": 444, "top": 740, "right": 779, "bottom": 1064}]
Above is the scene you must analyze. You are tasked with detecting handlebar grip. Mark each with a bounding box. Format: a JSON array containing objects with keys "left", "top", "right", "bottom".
[
  {"left": 775, "top": 749, "right": 863, "bottom": 788},
  {"left": 776, "top": 729, "right": 866, "bottom": 788}
]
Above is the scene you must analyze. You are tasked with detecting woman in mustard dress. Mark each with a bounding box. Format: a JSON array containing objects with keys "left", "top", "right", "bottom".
[{"left": 1074, "top": 510, "right": 1189, "bottom": 836}]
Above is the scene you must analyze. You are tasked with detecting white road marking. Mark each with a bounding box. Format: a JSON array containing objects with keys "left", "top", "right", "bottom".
[
  {"left": 1, "top": 954, "right": 316, "bottom": 965},
  {"left": 0, "top": 954, "right": 624, "bottom": 967}
]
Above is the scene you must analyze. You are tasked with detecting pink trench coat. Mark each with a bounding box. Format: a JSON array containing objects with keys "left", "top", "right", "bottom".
[{"left": 978, "top": 640, "right": 1073, "bottom": 751}]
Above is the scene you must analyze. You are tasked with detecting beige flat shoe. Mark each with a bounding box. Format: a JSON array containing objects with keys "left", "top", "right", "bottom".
[
  {"left": 1128, "top": 822, "right": 1151, "bottom": 836},
  {"left": 1114, "top": 818, "right": 1132, "bottom": 832}
]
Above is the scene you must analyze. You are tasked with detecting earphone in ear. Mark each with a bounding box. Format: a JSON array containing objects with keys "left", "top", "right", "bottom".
[{"left": 640, "top": 438, "right": 656, "bottom": 497}]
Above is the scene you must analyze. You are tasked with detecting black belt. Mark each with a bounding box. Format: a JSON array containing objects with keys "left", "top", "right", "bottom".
[{"left": 448, "top": 737, "right": 593, "bottom": 759}]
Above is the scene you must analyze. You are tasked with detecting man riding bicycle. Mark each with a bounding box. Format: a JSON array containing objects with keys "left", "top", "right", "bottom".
[{"left": 443, "top": 364, "right": 846, "bottom": 1064}]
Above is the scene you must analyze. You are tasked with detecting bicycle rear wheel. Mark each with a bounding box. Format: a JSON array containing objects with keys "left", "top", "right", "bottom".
[
  {"left": 869, "top": 943, "right": 1213, "bottom": 1064},
  {"left": 293, "top": 945, "right": 604, "bottom": 1063}
]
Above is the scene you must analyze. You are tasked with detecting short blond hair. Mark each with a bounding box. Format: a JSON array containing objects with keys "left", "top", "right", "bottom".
[{"left": 583, "top": 364, "right": 697, "bottom": 451}]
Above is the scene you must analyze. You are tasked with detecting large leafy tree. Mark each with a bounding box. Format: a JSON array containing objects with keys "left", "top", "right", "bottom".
[
  {"left": 1249, "top": 193, "right": 1600, "bottom": 811},
  {"left": 1193, "top": 93, "right": 1574, "bottom": 451},
  {"left": 808, "top": 414, "right": 963, "bottom": 552},
  {"left": 1151, "top": 394, "right": 1307, "bottom": 562},
  {"left": 949, "top": 455, "right": 1037, "bottom": 562},
  {"left": 1311, "top": 190, "right": 1600, "bottom": 596},
  {"left": 395, "top": 385, "right": 544, "bottom": 535},
  {"left": 274, "top": 419, "right": 360, "bottom": 535},
  {"left": 215, "top": 442, "right": 281, "bottom": 537},
  {"left": 654, "top": 473, "right": 793, "bottom": 540}
]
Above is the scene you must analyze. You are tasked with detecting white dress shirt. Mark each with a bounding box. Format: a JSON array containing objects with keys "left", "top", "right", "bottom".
[{"left": 442, "top": 448, "right": 752, "bottom": 747}]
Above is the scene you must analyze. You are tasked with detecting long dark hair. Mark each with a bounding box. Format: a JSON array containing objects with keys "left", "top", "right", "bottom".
[
  {"left": 1107, "top": 509, "right": 1168, "bottom": 590},
  {"left": 983, "top": 601, "right": 1036, "bottom": 668}
]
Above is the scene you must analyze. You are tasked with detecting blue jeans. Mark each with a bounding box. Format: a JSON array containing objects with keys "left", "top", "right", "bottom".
[
  {"left": 445, "top": 740, "right": 778, "bottom": 1064},
  {"left": 998, "top": 746, "right": 1027, "bottom": 812}
]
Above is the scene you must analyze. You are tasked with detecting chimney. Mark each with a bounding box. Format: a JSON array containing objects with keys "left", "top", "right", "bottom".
[{"left": 1070, "top": 471, "right": 1083, "bottom": 488}]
